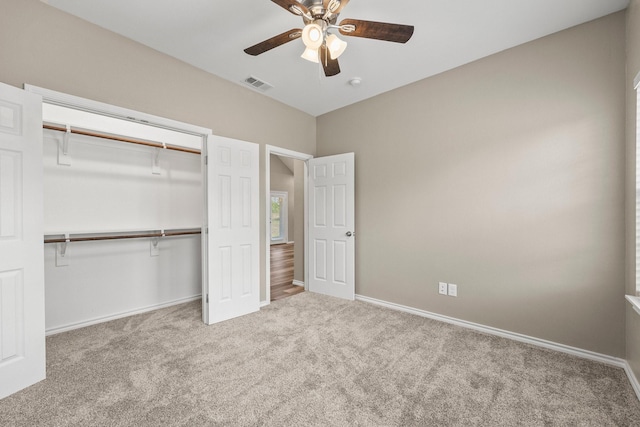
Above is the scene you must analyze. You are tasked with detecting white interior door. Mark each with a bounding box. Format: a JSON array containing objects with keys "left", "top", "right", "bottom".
[
  {"left": 204, "top": 135, "right": 259, "bottom": 324},
  {"left": 0, "top": 82, "right": 45, "bottom": 398},
  {"left": 308, "top": 153, "right": 355, "bottom": 300}
]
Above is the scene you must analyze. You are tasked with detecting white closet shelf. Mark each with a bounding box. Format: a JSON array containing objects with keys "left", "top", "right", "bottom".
[{"left": 43, "top": 227, "right": 201, "bottom": 244}]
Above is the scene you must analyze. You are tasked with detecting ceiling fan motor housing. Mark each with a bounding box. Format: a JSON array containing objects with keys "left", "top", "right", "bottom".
[{"left": 299, "top": 0, "right": 339, "bottom": 24}]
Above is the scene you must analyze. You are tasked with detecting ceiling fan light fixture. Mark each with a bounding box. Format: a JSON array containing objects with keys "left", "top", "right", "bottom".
[
  {"left": 326, "top": 34, "right": 347, "bottom": 59},
  {"left": 301, "top": 47, "right": 319, "bottom": 63},
  {"left": 327, "top": 0, "right": 341, "bottom": 13},
  {"left": 289, "top": 5, "right": 303, "bottom": 15},
  {"left": 340, "top": 24, "right": 356, "bottom": 33},
  {"left": 301, "top": 23, "right": 323, "bottom": 49}
]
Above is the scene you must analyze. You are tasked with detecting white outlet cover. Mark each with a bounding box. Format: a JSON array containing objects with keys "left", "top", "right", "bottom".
[
  {"left": 438, "top": 282, "right": 448, "bottom": 295},
  {"left": 448, "top": 283, "right": 458, "bottom": 297}
]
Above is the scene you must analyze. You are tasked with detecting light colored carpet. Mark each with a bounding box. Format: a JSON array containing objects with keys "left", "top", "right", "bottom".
[{"left": 1, "top": 292, "right": 639, "bottom": 426}]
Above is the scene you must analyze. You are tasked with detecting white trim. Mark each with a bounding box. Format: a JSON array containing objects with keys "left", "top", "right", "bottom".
[
  {"left": 264, "top": 145, "right": 313, "bottom": 304},
  {"left": 46, "top": 294, "right": 202, "bottom": 336},
  {"left": 24, "top": 84, "right": 211, "bottom": 137},
  {"left": 635, "top": 70, "right": 640, "bottom": 90},
  {"left": 292, "top": 280, "right": 305, "bottom": 287},
  {"left": 287, "top": 241, "right": 295, "bottom": 244},
  {"left": 260, "top": 300, "right": 271, "bottom": 308},
  {"left": 355, "top": 294, "right": 626, "bottom": 368},
  {"left": 623, "top": 361, "right": 640, "bottom": 401},
  {"left": 201, "top": 136, "right": 211, "bottom": 324},
  {"left": 626, "top": 295, "right": 640, "bottom": 316}
]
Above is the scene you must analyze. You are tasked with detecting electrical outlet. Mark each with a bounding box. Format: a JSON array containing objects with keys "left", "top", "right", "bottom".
[
  {"left": 438, "top": 282, "right": 448, "bottom": 295},
  {"left": 448, "top": 283, "right": 458, "bottom": 297}
]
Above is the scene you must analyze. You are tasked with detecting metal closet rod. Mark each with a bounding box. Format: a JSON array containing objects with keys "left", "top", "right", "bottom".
[
  {"left": 43, "top": 123, "right": 201, "bottom": 155},
  {"left": 43, "top": 228, "right": 201, "bottom": 244}
]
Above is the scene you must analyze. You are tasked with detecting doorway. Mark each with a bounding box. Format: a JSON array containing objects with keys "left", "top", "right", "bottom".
[
  {"left": 265, "top": 146, "right": 313, "bottom": 303},
  {"left": 265, "top": 147, "right": 356, "bottom": 304},
  {"left": 269, "top": 154, "right": 303, "bottom": 301}
]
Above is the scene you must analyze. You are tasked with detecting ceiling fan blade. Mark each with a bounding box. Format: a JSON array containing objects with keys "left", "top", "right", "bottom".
[
  {"left": 323, "top": 0, "right": 350, "bottom": 14},
  {"left": 320, "top": 45, "right": 340, "bottom": 77},
  {"left": 244, "top": 29, "right": 302, "bottom": 56},
  {"left": 339, "top": 19, "right": 414, "bottom": 43},
  {"left": 271, "top": 0, "right": 310, "bottom": 16}
]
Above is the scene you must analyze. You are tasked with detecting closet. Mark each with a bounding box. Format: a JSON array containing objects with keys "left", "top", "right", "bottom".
[{"left": 40, "top": 101, "right": 204, "bottom": 334}]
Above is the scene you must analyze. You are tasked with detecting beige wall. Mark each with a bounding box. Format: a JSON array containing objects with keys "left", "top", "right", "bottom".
[
  {"left": 317, "top": 13, "right": 626, "bottom": 356},
  {"left": 627, "top": 0, "right": 640, "bottom": 378},
  {"left": 0, "top": 0, "right": 316, "bottom": 302},
  {"left": 270, "top": 155, "right": 295, "bottom": 242}
]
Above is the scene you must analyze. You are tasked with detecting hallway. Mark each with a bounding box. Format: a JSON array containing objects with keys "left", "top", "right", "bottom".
[{"left": 270, "top": 243, "right": 304, "bottom": 301}]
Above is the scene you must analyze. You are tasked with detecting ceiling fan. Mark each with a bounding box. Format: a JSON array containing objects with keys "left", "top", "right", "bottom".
[{"left": 244, "top": 0, "right": 414, "bottom": 77}]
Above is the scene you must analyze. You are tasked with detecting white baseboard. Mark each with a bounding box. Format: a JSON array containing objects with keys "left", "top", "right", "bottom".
[
  {"left": 624, "top": 361, "right": 640, "bottom": 401},
  {"left": 355, "top": 294, "right": 628, "bottom": 370},
  {"left": 260, "top": 300, "right": 271, "bottom": 307},
  {"left": 292, "top": 280, "right": 304, "bottom": 287},
  {"left": 287, "top": 241, "right": 295, "bottom": 245},
  {"left": 46, "top": 294, "right": 202, "bottom": 336}
]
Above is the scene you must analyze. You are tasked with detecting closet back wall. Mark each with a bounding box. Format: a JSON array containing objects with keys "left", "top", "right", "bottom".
[{"left": 42, "top": 123, "right": 202, "bottom": 333}]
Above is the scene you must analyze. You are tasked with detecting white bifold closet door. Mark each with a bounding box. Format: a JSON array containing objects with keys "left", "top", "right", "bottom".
[
  {"left": 0, "top": 82, "right": 46, "bottom": 398},
  {"left": 203, "top": 135, "right": 259, "bottom": 324}
]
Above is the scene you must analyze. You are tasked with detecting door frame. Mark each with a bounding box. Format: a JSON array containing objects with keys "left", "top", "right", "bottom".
[
  {"left": 264, "top": 145, "right": 313, "bottom": 304},
  {"left": 269, "top": 191, "right": 289, "bottom": 245}
]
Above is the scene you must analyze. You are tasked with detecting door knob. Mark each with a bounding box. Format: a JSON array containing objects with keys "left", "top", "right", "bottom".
[{"left": 346, "top": 231, "right": 353, "bottom": 237}]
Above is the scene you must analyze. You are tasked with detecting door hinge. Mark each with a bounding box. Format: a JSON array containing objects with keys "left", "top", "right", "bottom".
[
  {"left": 205, "top": 155, "right": 208, "bottom": 165},
  {"left": 206, "top": 294, "right": 209, "bottom": 303}
]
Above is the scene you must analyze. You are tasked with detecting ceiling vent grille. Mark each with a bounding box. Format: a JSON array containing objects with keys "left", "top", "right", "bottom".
[{"left": 243, "top": 76, "right": 273, "bottom": 92}]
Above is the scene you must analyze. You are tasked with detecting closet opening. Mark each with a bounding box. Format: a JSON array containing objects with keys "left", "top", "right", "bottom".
[{"left": 25, "top": 85, "right": 212, "bottom": 335}]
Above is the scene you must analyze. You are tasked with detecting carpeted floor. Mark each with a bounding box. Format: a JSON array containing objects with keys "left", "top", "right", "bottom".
[{"left": 1, "top": 292, "right": 640, "bottom": 426}]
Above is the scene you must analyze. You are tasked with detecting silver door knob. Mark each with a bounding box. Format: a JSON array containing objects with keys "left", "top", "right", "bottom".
[{"left": 346, "top": 231, "right": 353, "bottom": 237}]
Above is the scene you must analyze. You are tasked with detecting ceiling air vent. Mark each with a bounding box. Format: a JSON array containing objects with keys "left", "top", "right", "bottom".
[{"left": 243, "top": 76, "right": 273, "bottom": 92}]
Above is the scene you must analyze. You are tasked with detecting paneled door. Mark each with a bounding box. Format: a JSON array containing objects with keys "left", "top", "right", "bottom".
[
  {"left": 0, "top": 83, "right": 45, "bottom": 398},
  {"left": 308, "top": 153, "right": 355, "bottom": 300},
  {"left": 203, "top": 135, "right": 259, "bottom": 324}
]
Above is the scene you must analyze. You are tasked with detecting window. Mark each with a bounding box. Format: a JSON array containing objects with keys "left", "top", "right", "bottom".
[{"left": 270, "top": 191, "right": 288, "bottom": 244}]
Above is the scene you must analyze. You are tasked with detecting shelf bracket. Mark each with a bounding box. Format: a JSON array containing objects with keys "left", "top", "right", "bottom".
[
  {"left": 150, "top": 236, "right": 160, "bottom": 257},
  {"left": 56, "top": 233, "right": 70, "bottom": 266},
  {"left": 58, "top": 125, "right": 72, "bottom": 166},
  {"left": 152, "top": 147, "right": 161, "bottom": 175}
]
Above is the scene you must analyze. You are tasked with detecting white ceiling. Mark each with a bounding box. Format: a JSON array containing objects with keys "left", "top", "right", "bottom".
[{"left": 43, "top": 0, "right": 629, "bottom": 117}]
